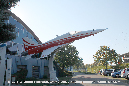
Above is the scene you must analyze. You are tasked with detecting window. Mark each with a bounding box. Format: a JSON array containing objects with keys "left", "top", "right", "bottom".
[
  {"left": 17, "top": 65, "right": 27, "bottom": 72},
  {"left": 127, "top": 68, "right": 129, "bottom": 71},
  {"left": 114, "top": 69, "right": 120, "bottom": 72}
]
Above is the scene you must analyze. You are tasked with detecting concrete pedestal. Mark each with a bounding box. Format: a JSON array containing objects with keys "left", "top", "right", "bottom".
[
  {"left": 48, "top": 54, "right": 58, "bottom": 81},
  {"left": 5, "top": 58, "right": 12, "bottom": 86},
  {"left": 0, "top": 44, "right": 6, "bottom": 86},
  {"left": 50, "top": 70, "right": 56, "bottom": 81}
]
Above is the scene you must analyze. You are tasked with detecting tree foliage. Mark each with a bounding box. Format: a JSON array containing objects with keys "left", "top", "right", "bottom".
[
  {"left": 0, "top": 0, "right": 20, "bottom": 43},
  {"left": 14, "top": 68, "right": 28, "bottom": 83},
  {"left": 73, "top": 57, "right": 85, "bottom": 70},
  {"left": 93, "top": 46, "right": 123, "bottom": 69},
  {"left": 0, "top": 0, "right": 20, "bottom": 10},
  {"left": 54, "top": 44, "right": 79, "bottom": 70},
  {"left": 0, "top": 23, "right": 17, "bottom": 43}
]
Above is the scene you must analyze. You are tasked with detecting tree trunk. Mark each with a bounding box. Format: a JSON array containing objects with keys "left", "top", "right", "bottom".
[
  {"left": 106, "top": 61, "right": 107, "bottom": 70},
  {"left": 62, "top": 64, "right": 65, "bottom": 77},
  {"left": 62, "top": 63, "right": 64, "bottom": 71}
]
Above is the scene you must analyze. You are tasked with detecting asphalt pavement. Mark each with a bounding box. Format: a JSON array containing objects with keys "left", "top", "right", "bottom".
[{"left": 54, "top": 72, "right": 129, "bottom": 86}]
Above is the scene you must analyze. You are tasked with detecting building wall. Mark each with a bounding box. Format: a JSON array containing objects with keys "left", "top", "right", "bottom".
[
  {"left": 4, "top": 13, "right": 42, "bottom": 55},
  {"left": 123, "top": 57, "right": 129, "bottom": 63},
  {"left": 124, "top": 59, "right": 129, "bottom": 63},
  {"left": 5, "top": 55, "right": 49, "bottom": 78},
  {"left": 5, "top": 16, "right": 39, "bottom": 45}
]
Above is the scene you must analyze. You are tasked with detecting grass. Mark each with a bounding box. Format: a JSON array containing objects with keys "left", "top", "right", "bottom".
[
  {"left": 85, "top": 72, "right": 96, "bottom": 74},
  {"left": 73, "top": 70, "right": 96, "bottom": 74},
  {"left": 73, "top": 70, "right": 78, "bottom": 72},
  {"left": 86, "top": 65, "right": 112, "bottom": 74}
]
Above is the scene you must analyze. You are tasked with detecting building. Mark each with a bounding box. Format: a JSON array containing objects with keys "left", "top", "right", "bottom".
[
  {"left": 5, "top": 55, "right": 49, "bottom": 78},
  {"left": 120, "top": 52, "right": 129, "bottom": 63},
  {"left": 4, "top": 11, "right": 50, "bottom": 79}
]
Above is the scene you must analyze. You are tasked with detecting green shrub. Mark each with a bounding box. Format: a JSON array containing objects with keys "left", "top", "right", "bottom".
[
  {"left": 14, "top": 68, "right": 28, "bottom": 83},
  {"left": 78, "top": 71, "right": 81, "bottom": 72},
  {"left": 43, "top": 75, "right": 48, "bottom": 79},
  {"left": 25, "top": 77, "right": 37, "bottom": 81}
]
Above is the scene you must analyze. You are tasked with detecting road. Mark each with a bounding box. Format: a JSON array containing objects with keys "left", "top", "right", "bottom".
[{"left": 56, "top": 72, "right": 129, "bottom": 86}]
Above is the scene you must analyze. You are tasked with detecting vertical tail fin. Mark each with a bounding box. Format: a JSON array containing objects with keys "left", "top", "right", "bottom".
[{"left": 22, "top": 37, "right": 38, "bottom": 51}]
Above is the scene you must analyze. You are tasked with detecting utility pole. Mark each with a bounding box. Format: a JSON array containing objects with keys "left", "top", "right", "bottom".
[{"left": 90, "top": 64, "right": 91, "bottom": 72}]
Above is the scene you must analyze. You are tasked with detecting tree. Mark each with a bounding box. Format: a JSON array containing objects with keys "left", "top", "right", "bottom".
[
  {"left": 54, "top": 44, "right": 79, "bottom": 71},
  {"left": 93, "top": 46, "right": 123, "bottom": 69},
  {"left": 73, "top": 57, "right": 84, "bottom": 71},
  {"left": 0, "top": 0, "right": 20, "bottom": 10},
  {"left": 0, "top": 0, "right": 20, "bottom": 43},
  {"left": 0, "top": 1, "right": 20, "bottom": 85}
]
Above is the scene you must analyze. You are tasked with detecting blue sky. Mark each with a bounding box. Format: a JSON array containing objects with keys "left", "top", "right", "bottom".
[{"left": 11, "top": 0, "right": 129, "bottom": 64}]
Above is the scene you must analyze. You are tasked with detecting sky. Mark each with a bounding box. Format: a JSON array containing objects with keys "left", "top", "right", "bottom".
[{"left": 11, "top": 0, "right": 129, "bottom": 65}]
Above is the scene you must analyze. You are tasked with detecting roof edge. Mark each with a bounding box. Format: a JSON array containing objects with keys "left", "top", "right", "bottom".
[{"left": 4, "top": 10, "right": 42, "bottom": 44}]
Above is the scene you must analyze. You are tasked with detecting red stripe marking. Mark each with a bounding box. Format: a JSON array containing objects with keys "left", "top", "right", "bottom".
[
  {"left": 22, "top": 38, "right": 34, "bottom": 45},
  {"left": 22, "top": 38, "right": 28, "bottom": 43},
  {"left": 91, "top": 34, "right": 94, "bottom": 36},
  {"left": 27, "top": 33, "right": 94, "bottom": 55}
]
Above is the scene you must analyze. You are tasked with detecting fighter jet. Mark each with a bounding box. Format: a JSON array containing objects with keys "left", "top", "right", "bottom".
[{"left": 22, "top": 28, "right": 107, "bottom": 60}]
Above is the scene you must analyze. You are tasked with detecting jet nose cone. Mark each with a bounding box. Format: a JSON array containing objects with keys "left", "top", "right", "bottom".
[{"left": 95, "top": 29, "right": 107, "bottom": 33}]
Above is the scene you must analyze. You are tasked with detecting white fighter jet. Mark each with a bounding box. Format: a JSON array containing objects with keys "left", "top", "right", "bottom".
[{"left": 22, "top": 28, "right": 107, "bottom": 60}]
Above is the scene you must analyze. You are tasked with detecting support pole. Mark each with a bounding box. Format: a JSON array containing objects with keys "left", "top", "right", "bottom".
[{"left": 48, "top": 53, "right": 57, "bottom": 81}]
